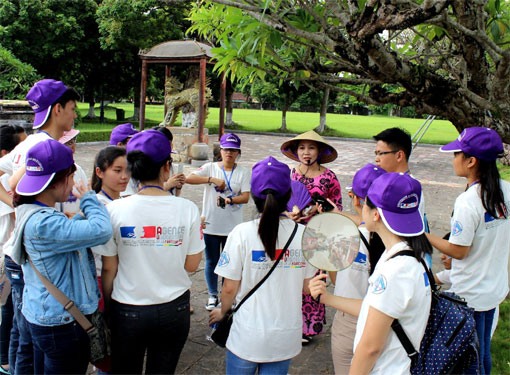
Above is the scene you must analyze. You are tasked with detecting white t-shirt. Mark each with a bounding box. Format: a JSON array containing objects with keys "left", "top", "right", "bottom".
[
  {"left": 0, "top": 132, "right": 52, "bottom": 175},
  {"left": 334, "top": 226, "right": 370, "bottom": 299},
  {"left": 0, "top": 175, "right": 14, "bottom": 252},
  {"left": 93, "top": 194, "right": 204, "bottom": 305},
  {"left": 354, "top": 242, "right": 431, "bottom": 375},
  {"left": 192, "top": 162, "right": 250, "bottom": 236},
  {"left": 215, "top": 219, "right": 316, "bottom": 362},
  {"left": 448, "top": 181, "right": 510, "bottom": 310},
  {"left": 56, "top": 164, "right": 88, "bottom": 215}
]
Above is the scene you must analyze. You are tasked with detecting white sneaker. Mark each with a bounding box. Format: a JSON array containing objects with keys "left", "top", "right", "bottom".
[{"left": 205, "top": 295, "right": 218, "bottom": 311}]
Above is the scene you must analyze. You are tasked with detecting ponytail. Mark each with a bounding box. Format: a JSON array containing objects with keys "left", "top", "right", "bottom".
[
  {"left": 252, "top": 189, "right": 291, "bottom": 260},
  {"left": 477, "top": 157, "right": 507, "bottom": 219}
]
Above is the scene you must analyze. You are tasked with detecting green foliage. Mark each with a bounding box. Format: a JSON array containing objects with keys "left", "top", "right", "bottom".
[
  {"left": 492, "top": 299, "right": 510, "bottom": 374},
  {"left": 0, "top": 45, "right": 40, "bottom": 99},
  {"left": 0, "top": 0, "right": 99, "bottom": 83}
]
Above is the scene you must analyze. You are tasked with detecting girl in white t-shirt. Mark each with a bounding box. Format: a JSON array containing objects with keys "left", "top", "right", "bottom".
[
  {"left": 427, "top": 127, "right": 510, "bottom": 375},
  {"left": 209, "top": 156, "right": 315, "bottom": 375},
  {"left": 186, "top": 133, "right": 250, "bottom": 311},
  {"left": 310, "top": 173, "right": 432, "bottom": 374},
  {"left": 327, "top": 163, "right": 386, "bottom": 374},
  {"left": 95, "top": 130, "right": 204, "bottom": 374},
  {"left": 90, "top": 145, "right": 128, "bottom": 313}
]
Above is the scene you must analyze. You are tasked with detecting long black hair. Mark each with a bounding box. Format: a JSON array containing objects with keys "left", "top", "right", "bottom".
[
  {"left": 461, "top": 152, "right": 507, "bottom": 219},
  {"left": 252, "top": 189, "right": 291, "bottom": 260},
  {"left": 0, "top": 125, "right": 22, "bottom": 153},
  {"left": 366, "top": 196, "right": 432, "bottom": 261},
  {"left": 91, "top": 146, "right": 126, "bottom": 193}
]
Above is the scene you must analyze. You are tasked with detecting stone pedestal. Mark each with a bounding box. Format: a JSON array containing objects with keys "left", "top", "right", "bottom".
[
  {"left": 0, "top": 100, "right": 34, "bottom": 134},
  {"left": 167, "top": 126, "right": 210, "bottom": 164}
]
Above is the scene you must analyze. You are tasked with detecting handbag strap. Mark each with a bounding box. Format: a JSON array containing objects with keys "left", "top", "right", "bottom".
[
  {"left": 232, "top": 222, "right": 298, "bottom": 313},
  {"left": 388, "top": 250, "right": 433, "bottom": 366},
  {"left": 28, "top": 256, "right": 94, "bottom": 332}
]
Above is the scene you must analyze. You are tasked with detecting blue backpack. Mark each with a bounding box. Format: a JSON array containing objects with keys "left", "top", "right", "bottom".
[{"left": 390, "top": 251, "right": 480, "bottom": 374}]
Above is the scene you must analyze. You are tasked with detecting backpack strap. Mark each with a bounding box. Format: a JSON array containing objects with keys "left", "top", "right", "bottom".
[
  {"left": 388, "top": 250, "right": 433, "bottom": 367},
  {"left": 359, "top": 231, "right": 370, "bottom": 250}
]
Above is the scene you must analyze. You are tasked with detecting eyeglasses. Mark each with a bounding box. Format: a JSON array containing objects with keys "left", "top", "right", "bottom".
[{"left": 374, "top": 150, "right": 398, "bottom": 157}]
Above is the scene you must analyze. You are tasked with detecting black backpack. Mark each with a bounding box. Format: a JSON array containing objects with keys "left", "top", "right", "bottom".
[{"left": 390, "top": 250, "right": 480, "bottom": 375}]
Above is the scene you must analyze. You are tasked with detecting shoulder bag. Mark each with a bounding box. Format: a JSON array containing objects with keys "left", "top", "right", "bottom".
[
  {"left": 211, "top": 222, "right": 298, "bottom": 348},
  {"left": 28, "top": 257, "right": 110, "bottom": 366}
]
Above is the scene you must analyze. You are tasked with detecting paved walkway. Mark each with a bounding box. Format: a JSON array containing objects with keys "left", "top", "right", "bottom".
[{"left": 75, "top": 133, "right": 464, "bottom": 374}]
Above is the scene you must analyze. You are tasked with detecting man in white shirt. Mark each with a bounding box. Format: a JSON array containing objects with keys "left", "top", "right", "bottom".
[{"left": 0, "top": 79, "right": 79, "bottom": 207}]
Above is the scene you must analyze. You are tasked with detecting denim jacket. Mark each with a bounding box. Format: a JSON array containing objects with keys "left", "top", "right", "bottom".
[{"left": 8, "top": 191, "right": 112, "bottom": 326}]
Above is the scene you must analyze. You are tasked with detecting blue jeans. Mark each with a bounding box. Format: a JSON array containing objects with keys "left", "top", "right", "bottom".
[
  {"left": 226, "top": 350, "right": 291, "bottom": 375},
  {"left": 29, "top": 320, "right": 89, "bottom": 375},
  {"left": 0, "top": 288, "right": 13, "bottom": 367},
  {"left": 204, "top": 234, "right": 227, "bottom": 296},
  {"left": 110, "top": 290, "right": 190, "bottom": 374},
  {"left": 5, "top": 257, "right": 37, "bottom": 375},
  {"left": 472, "top": 308, "right": 495, "bottom": 375}
]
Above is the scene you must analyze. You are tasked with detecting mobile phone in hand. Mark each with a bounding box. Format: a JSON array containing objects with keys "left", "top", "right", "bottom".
[
  {"left": 177, "top": 164, "right": 183, "bottom": 174},
  {"left": 313, "top": 196, "right": 335, "bottom": 212},
  {"left": 218, "top": 196, "right": 226, "bottom": 209}
]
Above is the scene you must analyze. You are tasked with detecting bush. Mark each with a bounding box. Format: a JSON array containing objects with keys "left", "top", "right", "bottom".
[
  {"left": 77, "top": 130, "right": 112, "bottom": 143},
  {"left": 0, "top": 46, "right": 40, "bottom": 99}
]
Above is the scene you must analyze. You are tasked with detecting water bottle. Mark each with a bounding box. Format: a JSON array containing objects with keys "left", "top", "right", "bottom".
[{"left": 206, "top": 303, "right": 221, "bottom": 342}]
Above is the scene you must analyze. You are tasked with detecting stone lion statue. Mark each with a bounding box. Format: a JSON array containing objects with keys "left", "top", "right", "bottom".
[{"left": 160, "top": 76, "right": 212, "bottom": 128}]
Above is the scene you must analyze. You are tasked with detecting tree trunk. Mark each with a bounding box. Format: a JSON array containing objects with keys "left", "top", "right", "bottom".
[
  {"left": 316, "top": 87, "right": 330, "bottom": 133},
  {"left": 280, "top": 106, "right": 288, "bottom": 132},
  {"left": 226, "top": 81, "right": 234, "bottom": 126},
  {"left": 131, "top": 59, "right": 141, "bottom": 121},
  {"left": 86, "top": 101, "right": 96, "bottom": 119}
]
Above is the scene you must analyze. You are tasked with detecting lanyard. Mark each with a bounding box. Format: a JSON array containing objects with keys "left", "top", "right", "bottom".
[
  {"left": 100, "top": 190, "right": 115, "bottom": 201},
  {"left": 33, "top": 201, "right": 49, "bottom": 207},
  {"left": 138, "top": 185, "right": 164, "bottom": 192},
  {"left": 221, "top": 163, "right": 235, "bottom": 193}
]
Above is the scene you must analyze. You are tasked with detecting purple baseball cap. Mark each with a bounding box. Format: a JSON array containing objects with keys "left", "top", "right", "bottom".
[
  {"left": 110, "top": 123, "right": 139, "bottom": 145},
  {"left": 347, "top": 163, "right": 386, "bottom": 199},
  {"left": 220, "top": 133, "right": 241, "bottom": 150},
  {"left": 367, "top": 173, "right": 424, "bottom": 236},
  {"left": 16, "top": 139, "right": 74, "bottom": 196},
  {"left": 26, "top": 79, "right": 68, "bottom": 129},
  {"left": 126, "top": 129, "right": 171, "bottom": 163},
  {"left": 251, "top": 156, "right": 291, "bottom": 199},
  {"left": 440, "top": 127, "right": 504, "bottom": 161}
]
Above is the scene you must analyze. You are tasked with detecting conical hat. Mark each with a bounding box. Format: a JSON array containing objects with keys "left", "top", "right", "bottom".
[{"left": 280, "top": 130, "right": 338, "bottom": 164}]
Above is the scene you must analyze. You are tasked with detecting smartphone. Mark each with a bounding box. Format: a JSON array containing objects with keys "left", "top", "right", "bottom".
[
  {"left": 218, "top": 196, "right": 226, "bottom": 209},
  {"left": 312, "top": 196, "right": 335, "bottom": 212},
  {"left": 177, "top": 164, "right": 183, "bottom": 174}
]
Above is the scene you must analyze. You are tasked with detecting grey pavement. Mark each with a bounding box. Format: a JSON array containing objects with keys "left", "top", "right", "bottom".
[{"left": 75, "top": 133, "right": 464, "bottom": 374}]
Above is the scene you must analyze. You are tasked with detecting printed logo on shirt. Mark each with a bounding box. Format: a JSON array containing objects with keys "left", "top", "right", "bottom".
[
  {"left": 250, "top": 248, "right": 306, "bottom": 269},
  {"left": 141, "top": 226, "right": 156, "bottom": 238},
  {"left": 120, "top": 226, "right": 136, "bottom": 238},
  {"left": 372, "top": 275, "right": 387, "bottom": 294},
  {"left": 451, "top": 221, "right": 463, "bottom": 236},
  {"left": 218, "top": 252, "right": 230, "bottom": 267},
  {"left": 354, "top": 252, "right": 367, "bottom": 264},
  {"left": 484, "top": 210, "right": 507, "bottom": 229},
  {"left": 119, "top": 225, "right": 185, "bottom": 246}
]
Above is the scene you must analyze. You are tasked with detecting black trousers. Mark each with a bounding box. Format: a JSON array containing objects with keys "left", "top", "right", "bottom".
[{"left": 110, "top": 290, "right": 190, "bottom": 374}]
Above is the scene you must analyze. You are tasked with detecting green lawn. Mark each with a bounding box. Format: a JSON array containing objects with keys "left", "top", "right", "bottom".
[
  {"left": 493, "top": 299, "right": 510, "bottom": 374},
  {"left": 77, "top": 102, "right": 459, "bottom": 145}
]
